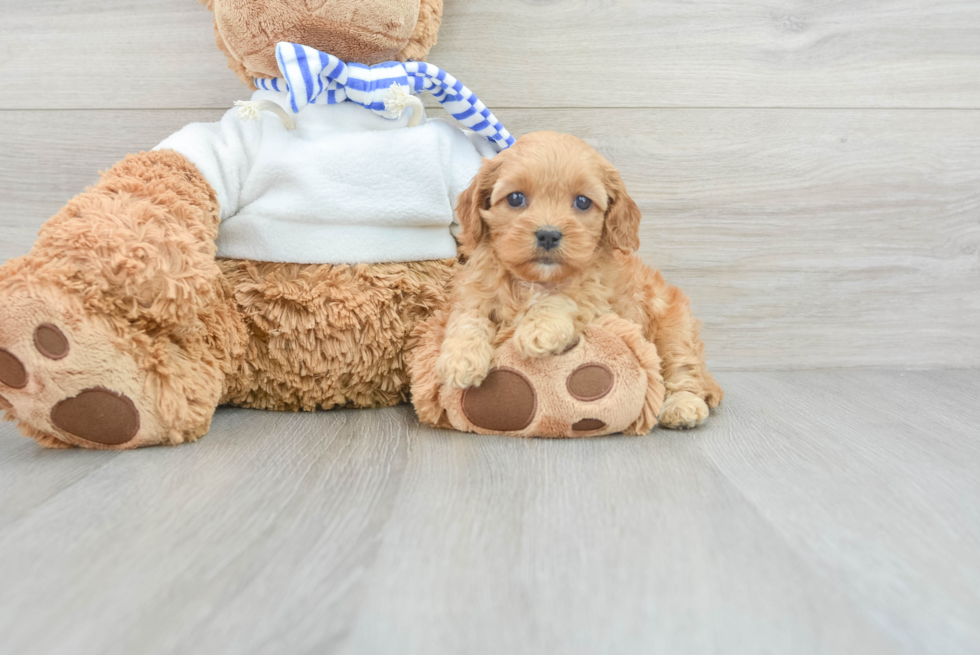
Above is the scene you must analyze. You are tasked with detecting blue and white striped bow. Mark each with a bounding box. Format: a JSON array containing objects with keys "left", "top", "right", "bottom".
[{"left": 255, "top": 42, "right": 515, "bottom": 152}]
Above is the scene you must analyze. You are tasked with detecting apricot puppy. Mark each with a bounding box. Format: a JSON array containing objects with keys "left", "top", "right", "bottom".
[{"left": 434, "top": 131, "right": 722, "bottom": 429}]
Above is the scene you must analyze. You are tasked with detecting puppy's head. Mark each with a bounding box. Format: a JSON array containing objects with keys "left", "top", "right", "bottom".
[{"left": 457, "top": 131, "right": 641, "bottom": 283}]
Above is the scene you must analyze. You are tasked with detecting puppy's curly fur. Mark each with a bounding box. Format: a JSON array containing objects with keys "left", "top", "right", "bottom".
[{"left": 435, "top": 131, "right": 722, "bottom": 429}]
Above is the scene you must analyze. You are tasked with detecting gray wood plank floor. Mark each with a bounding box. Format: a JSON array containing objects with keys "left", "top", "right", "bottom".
[{"left": 1, "top": 370, "right": 977, "bottom": 655}]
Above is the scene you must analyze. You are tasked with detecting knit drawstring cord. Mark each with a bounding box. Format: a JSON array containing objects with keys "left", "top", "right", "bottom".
[
  {"left": 234, "top": 84, "right": 424, "bottom": 131},
  {"left": 234, "top": 100, "right": 296, "bottom": 130}
]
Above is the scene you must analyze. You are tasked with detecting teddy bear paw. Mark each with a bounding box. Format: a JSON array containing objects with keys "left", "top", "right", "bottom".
[
  {"left": 658, "top": 391, "right": 709, "bottom": 429},
  {"left": 0, "top": 285, "right": 160, "bottom": 449},
  {"left": 425, "top": 316, "right": 664, "bottom": 438},
  {"left": 460, "top": 367, "right": 538, "bottom": 432},
  {"left": 457, "top": 360, "right": 623, "bottom": 437}
]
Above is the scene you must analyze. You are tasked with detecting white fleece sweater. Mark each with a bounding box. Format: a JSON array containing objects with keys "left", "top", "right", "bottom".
[{"left": 155, "top": 89, "right": 495, "bottom": 264}]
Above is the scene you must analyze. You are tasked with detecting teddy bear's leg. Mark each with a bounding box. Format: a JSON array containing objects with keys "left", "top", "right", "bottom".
[
  {"left": 410, "top": 312, "right": 666, "bottom": 438},
  {"left": 592, "top": 315, "right": 666, "bottom": 436},
  {"left": 0, "top": 151, "right": 247, "bottom": 449}
]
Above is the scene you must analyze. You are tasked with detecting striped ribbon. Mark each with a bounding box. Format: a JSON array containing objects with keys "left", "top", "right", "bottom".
[{"left": 255, "top": 42, "right": 515, "bottom": 151}]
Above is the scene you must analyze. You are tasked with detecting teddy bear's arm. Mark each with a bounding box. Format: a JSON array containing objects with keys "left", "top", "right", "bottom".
[{"left": 155, "top": 108, "right": 262, "bottom": 223}]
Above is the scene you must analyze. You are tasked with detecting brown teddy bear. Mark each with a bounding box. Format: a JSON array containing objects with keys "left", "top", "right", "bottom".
[
  {"left": 0, "top": 0, "right": 715, "bottom": 448},
  {"left": 0, "top": 0, "right": 511, "bottom": 449}
]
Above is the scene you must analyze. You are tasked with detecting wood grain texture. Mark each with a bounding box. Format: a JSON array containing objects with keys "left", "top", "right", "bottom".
[
  {"left": 0, "top": 408, "right": 411, "bottom": 653},
  {"left": 0, "top": 370, "right": 978, "bottom": 655},
  {"left": 2, "top": 108, "right": 977, "bottom": 369},
  {"left": 1, "top": 0, "right": 979, "bottom": 110}
]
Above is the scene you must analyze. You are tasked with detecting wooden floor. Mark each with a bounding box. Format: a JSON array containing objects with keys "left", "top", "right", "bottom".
[{"left": 0, "top": 370, "right": 978, "bottom": 655}]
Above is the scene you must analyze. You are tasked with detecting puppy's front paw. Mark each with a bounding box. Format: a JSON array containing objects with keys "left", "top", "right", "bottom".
[
  {"left": 512, "top": 316, "right": 577, "bottom": 359},
  {"left": 658, "top": 391, "right": 710, "bottom": 429},
  {"left": 436, "top": 339, "right": 494, "bottom": 389}
]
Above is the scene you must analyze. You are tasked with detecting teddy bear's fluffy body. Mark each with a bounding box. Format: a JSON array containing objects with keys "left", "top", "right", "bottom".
[
  {"left": 0, "top": 0, "right": 463, "bottom": 448},
  {"left": 0, "top": 150, "right": 453, "bottom": 448}
]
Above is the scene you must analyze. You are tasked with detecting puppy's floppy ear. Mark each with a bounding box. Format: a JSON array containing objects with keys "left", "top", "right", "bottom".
[
  {"left": 602, "top": 166, "right": 642, "bottom": 253},
  {"left": 456, "top": 156, "right": 502, "bottom": 255}
]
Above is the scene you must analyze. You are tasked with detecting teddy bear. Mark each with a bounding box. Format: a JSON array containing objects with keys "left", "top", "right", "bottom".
[
  {"left": 0, "top": 0, "right": 714, "bottom": 448},
  {"left": 0, "top": 0, "right": 522, "bottom": 449}
]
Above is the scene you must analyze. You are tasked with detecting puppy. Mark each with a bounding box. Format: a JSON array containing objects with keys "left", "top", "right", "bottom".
[{"left": 435, "top": 131, "right": 722, "bottom": 429}]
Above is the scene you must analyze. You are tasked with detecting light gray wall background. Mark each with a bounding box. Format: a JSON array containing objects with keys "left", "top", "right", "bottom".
[{"left": 1, "top": 1, "right": 977, "bottom": 369}]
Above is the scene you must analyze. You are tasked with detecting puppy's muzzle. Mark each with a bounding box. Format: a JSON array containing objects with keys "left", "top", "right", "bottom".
[{"left": 535, "top": 228, "right": 563, "bottom": 251}]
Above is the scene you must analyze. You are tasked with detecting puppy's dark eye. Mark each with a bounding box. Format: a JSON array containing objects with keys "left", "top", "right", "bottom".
[
  {"left": 575, "top": 196, "right": 593, "bottom": 210},
  {"left": 507, "top": 192, "right": 526, "bottom": 208}
]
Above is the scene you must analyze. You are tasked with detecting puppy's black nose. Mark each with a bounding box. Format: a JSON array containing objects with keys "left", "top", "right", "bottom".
[{"left": 535, "top": 229, "right": 563, "bottom": 251}]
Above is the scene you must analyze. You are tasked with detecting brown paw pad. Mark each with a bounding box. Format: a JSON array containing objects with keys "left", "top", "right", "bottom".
[
  {"left": 34, "top": 323, "right": 69, "bottom": 360},
  {"left": 51, "top": 387, "right": 140, "bottom": 445},
  {"left": 572, "top": 418, "right": 607, "bottom": 432},
  {"left": 462, "top": 367, "right": 537, "bottom": 432},
  {"left": 0, "top": 349, "right": 28, "bottom": 389},
  {"left": 567, "top": 363, "right": 614, "bottom": 401}
]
